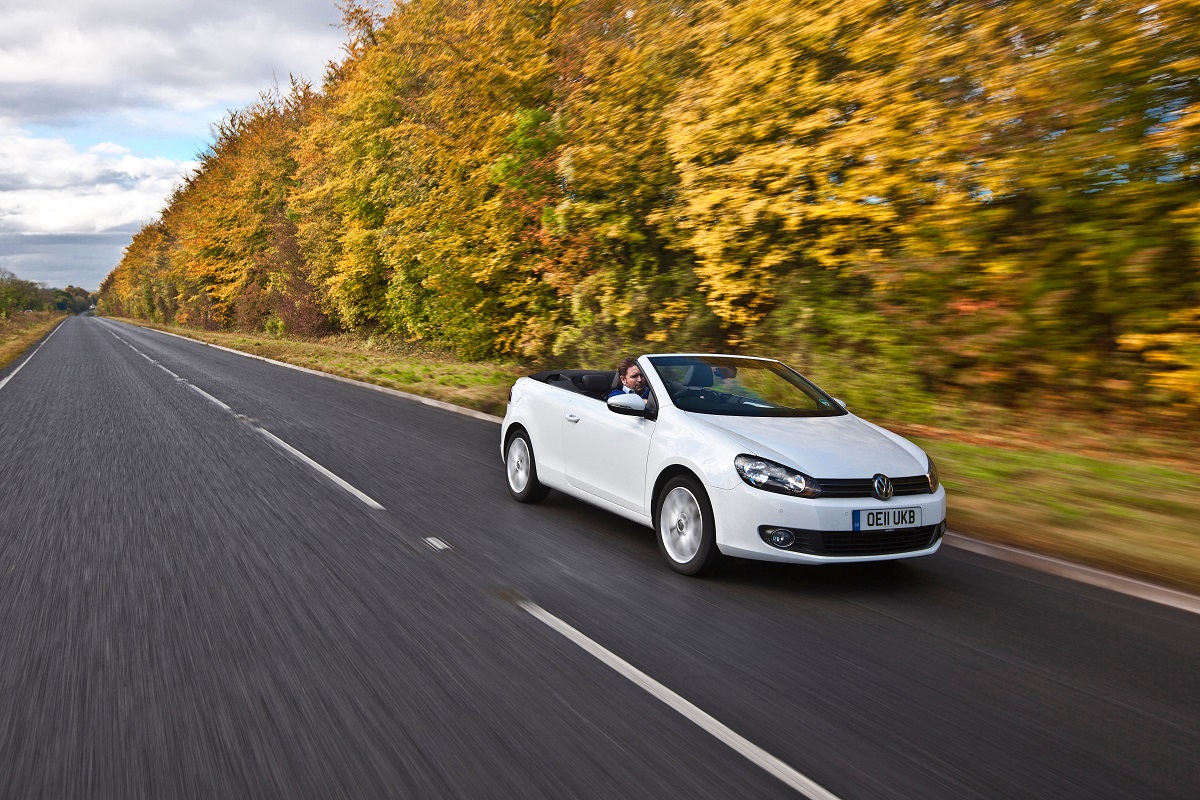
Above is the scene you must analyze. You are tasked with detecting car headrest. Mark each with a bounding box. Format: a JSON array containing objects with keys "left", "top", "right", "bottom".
[
  {"left": 581, "top": 374, "right": 613, "bottom": 393},
  {"left": 682, "top": 364, "right": 714, "bottom": 387}
]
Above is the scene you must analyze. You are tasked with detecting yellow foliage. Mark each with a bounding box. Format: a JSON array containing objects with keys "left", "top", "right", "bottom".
[
  {"left": 98, "top": 0, "right": 1200, "bottom": 407},
  {"left": 1121, "top": 310, "right": 1200, "bottom": 405}
]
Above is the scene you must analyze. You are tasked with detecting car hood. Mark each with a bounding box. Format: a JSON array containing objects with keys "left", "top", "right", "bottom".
[{"left": 687, "top": 412, "right": 927, "bottom": 478}]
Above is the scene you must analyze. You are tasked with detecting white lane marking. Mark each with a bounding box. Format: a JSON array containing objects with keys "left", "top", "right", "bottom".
[
  {"left": 131, "top": 323, "right": 504, "bottom": 424},
  {"left": 187, "top": 383, "right": 232, "bottom": 412},
  {"left": 103, "top": 322, "right": 1200, "bottom": 613},
  {"left": 0, "top": 320, "right": 63, "bottom": 393},
  {"left": 518, "top": 601, "right": 843, "bottom": 800},
  {"left": 253, "top": 426, "right": 385, "bottom": 511},
  {"left": 114, "top": 330, "right": 180, "bottom": 379},
  {"left": 424, "top": 537, "right": 451, "bottom": 551},
  {"left": 100, "top": 318, "right": 384, "bottom": 512}
]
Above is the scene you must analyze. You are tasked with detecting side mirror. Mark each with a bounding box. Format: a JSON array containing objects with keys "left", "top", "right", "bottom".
[
  {"left": 833, "top": 397, "right": 847, "bottom": 409},
  {"left": 608, "top": 393, "right": 654, "bottom": 419}
]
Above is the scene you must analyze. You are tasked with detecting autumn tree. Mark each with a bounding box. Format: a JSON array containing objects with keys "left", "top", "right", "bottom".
[{"left": 100, "top": 0, "right": 1200, "bottom": 410}]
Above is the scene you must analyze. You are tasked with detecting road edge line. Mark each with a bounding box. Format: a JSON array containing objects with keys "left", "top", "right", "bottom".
[
  {"left": 127, "top": 323, "right": 504, "bottom": 424},
  {"left": 944, "top": 533, "right": 1200, "bottom": 615},
  {"left": 0, "top": 318, "right": 64, "bottom": 393}
]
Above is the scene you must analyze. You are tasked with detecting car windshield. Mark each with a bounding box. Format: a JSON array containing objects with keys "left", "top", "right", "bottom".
[{"left": 648, "top": 356, "right": 845, "bottom": 417}]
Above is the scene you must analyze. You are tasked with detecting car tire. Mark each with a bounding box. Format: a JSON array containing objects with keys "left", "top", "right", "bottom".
[
  {"left": 505, "top": 429, "right": 550, "bottom": 503},
  {"left": 654, "top": 475, "right": 721, "bottom": 576}
]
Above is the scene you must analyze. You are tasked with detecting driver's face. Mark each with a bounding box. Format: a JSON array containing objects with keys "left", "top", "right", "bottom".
[{"left": 622, "top": 366, "right": 645, "bottom": 391}]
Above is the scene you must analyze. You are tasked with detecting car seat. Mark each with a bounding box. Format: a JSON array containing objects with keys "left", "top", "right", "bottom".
[{"left": 682, "top": 364, "right": 714, "bottom": 388}]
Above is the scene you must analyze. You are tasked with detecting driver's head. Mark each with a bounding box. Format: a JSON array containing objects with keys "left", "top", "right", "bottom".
[{"left": 618, "top": 357, "right": 645, "bottom": 392}]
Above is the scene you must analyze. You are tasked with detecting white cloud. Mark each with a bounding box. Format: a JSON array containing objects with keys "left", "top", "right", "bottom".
[
  {"left": 0, "top": 122, "right": 195, "bottom": 235},
  {"left": 0, "top": 0, "right": 348, "bottom": 289},
  {"left": 0, "top": 2, "right": 345, "bottom": 123},
  {"left": 87, "top": 142, "right": 131, "bottom": 156}
]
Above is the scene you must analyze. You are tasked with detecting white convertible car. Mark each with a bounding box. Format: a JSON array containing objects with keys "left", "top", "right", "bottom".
[{"left": 501, "top": 354, "right": 946, "bottom": 575}]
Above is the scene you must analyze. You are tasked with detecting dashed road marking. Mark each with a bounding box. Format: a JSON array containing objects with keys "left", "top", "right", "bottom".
[
  {"left": 100, "top": 318, "right": 384, "bottom": 512},
  {"left": 519, "top": 601, "right": 843, "bottom": 800},
  {"left": 187, "top": 383, "right": 232, "bottom": 412},
  {"left": 130, "top": 322, "right": 503, "bottom": 424},
  {"left": 253, "top": 426, "right": 385, "bottom": 511},
  {"left": 99, "top": 318, "right": 1200, "bottom": 611},
  {"left": 424, "top": 537, "right": 451, "bottom": 551}
]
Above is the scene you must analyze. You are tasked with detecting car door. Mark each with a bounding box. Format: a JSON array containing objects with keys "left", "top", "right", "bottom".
[
  {"left": 561, "top": 394, "right": 655, "bottom": 514},
  {"left": 517, "top": 379, "right": 578, "bottom": 484}
]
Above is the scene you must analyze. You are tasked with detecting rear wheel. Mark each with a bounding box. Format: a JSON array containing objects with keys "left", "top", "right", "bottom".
[
  {"left": 654, "top": 475, "right": 721, "bottom": 576},
  {"left": 505, "top": 430, "right": 550, "bottom": 503}
]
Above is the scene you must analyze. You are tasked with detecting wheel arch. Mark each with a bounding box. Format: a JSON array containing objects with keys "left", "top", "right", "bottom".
[
  {"left": 502, "top": 422, "right": 530, "bottom": 459},
  {"left": 651, "top": 464, "right": 704, "bottom": 522}
]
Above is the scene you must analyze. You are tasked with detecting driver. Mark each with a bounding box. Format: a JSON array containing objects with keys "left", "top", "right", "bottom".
[{"left": 608, "top": 357, "right": 650, "bottom": 400}]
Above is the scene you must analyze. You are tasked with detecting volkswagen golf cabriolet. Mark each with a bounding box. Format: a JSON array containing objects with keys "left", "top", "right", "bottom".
[{"left": 501, "top": 354, "right": 946, "bottom": 575}]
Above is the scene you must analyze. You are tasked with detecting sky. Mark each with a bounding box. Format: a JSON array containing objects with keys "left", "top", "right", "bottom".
[{"left": 0, "top": 1, "right": 349, "bottom": 292}]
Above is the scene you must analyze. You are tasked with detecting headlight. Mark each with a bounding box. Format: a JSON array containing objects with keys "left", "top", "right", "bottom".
[
  {"left": 926, "top": 456, "right": 940, "bottom": 492},
  {"left": 734, "top": 455, "right": 822, "bottom": 498}
]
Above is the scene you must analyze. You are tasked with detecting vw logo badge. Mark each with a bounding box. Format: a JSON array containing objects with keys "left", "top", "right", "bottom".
[{"left": 872, "top": 474, "right": 893, "bottom": 501}]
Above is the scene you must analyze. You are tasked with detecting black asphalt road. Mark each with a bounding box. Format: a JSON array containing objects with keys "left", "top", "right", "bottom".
[{"left": 0, "top": 316, "right": 1196, "bottom": 799}]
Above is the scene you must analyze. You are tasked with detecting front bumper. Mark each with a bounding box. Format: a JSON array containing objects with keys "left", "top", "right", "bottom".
[{"left": 709, "top": 481, "right": 947, "bottom": 564}]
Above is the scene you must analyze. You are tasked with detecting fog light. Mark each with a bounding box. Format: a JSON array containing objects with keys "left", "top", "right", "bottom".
[
  {"left": 768, "top": 528, "right": 796, "bottom": 548},
  {"left": 935, "top": 521, "right": 946, "bottom": 537}
]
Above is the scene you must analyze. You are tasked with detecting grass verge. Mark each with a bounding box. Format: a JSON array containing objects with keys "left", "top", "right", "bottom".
[
  {"left": 0, "top": 312, "right": 66, "bottom": 372},
  {"left": 919, "top": 438, "right": 1200, "bottom": 592},
  {"left": 117, "top": 318, "right": 1200, "bottom": 594}
]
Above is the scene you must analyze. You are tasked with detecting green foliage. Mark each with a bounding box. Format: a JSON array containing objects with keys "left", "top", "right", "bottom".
[
  {"left": 0, "top": 268, "right": 54, "bottom": 313},
  {"left": 100, "top": 0, "right": 1200, "bottom": 411},
  {"left": 51, "top": 286, "right": 96, "bottom": 314},
  {"left": 490, "top": 107, "right": 566, "bottom": 196}
]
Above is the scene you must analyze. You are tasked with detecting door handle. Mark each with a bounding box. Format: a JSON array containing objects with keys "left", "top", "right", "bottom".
[{"left": 565, "top": 413, "right": 580, "bottom": 423}]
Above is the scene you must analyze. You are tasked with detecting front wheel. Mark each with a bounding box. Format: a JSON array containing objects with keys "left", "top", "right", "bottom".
[
  {"left": 654, "top": 475, "right": 721, "bottom": 576},
  {"left": 505, "top": 430, "right": 550, "bottom": 503}
]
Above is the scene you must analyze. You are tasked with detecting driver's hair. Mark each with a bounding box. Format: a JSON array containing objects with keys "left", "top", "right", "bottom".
[{"left": 617, "top": 357, "right": 639, "bottom": 378}]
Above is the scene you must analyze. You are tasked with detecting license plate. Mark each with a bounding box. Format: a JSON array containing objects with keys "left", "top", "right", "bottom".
[{"left": 853, "top": 507, "right": 922, "bottom": 531}]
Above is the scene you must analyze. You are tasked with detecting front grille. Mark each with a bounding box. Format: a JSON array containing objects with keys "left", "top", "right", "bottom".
[
  {"left": 819, "top": 526, "right": 940, "bottom": 555},
  {"left": 816, "top": 475, "right": 931, "bottom": 498},
  {"left": 759, "top": 524, "right": 941, "bottom": 557}
]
